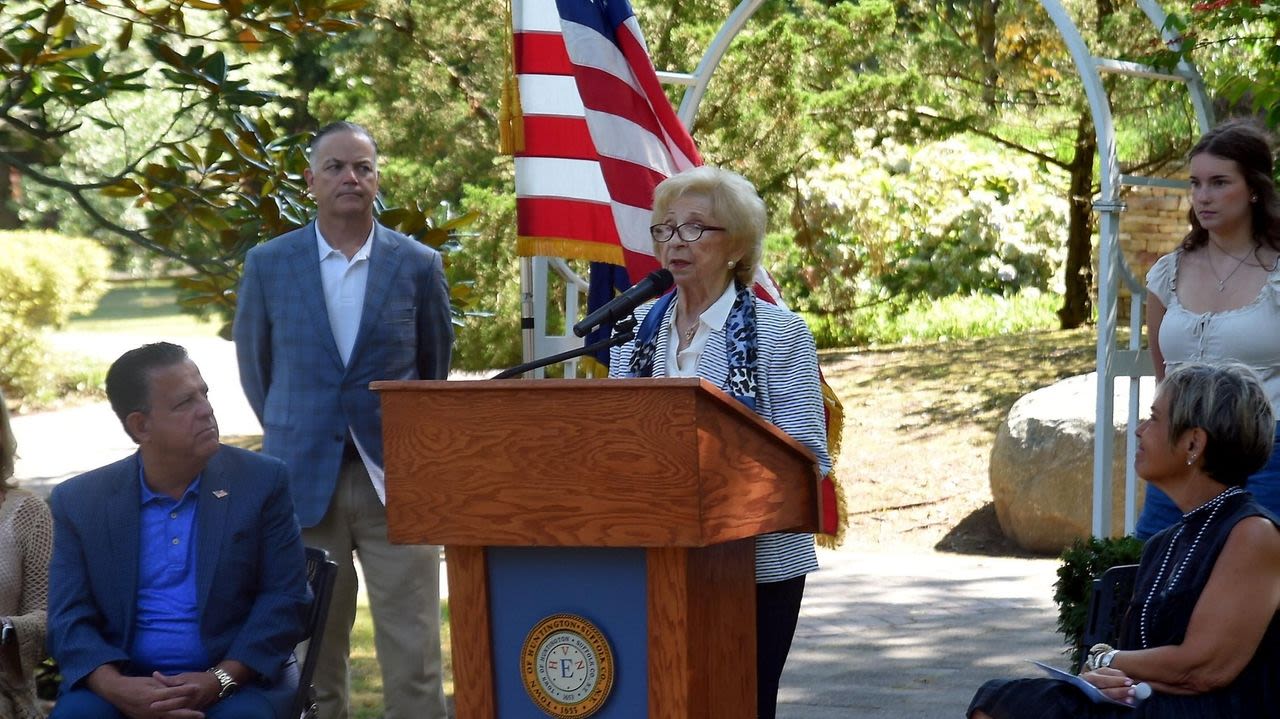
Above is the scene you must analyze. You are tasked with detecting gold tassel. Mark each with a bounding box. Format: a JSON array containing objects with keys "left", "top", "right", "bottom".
[
  {"left": 499, "top": 0, "right": 525, "bottom": 154},
  {"left": 815, "top": 379, "right": 848, "bottom": 549}
]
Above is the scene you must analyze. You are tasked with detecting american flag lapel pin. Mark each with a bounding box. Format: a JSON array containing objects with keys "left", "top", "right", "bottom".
[{"left": 212, "top": 490, "right": 229, "bottom": 499}]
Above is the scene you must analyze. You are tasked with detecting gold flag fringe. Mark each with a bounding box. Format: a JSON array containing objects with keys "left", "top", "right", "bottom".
[
  {"left": 816, "top": 379, "right": 847, "bottom": 549},
  {"left": 499, "top": 0, "right": 525, "bottom": 154}
]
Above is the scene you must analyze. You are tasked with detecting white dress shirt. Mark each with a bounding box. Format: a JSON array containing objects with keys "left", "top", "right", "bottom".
[
  {"left": 316, "top": 226, "right": 388, "bottom": 502},
  {"left": 664, "top": 282, "right": 738, "bottom": 376}
]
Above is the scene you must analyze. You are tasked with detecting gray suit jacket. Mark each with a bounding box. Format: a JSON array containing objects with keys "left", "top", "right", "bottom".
[{"left": 233, "top": 221, "right": 454, "bottom": 526}]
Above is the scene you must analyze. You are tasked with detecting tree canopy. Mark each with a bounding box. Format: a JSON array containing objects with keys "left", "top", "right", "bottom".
[{"left": 3, "top": 0, "right": 1274, "bottom": 366}]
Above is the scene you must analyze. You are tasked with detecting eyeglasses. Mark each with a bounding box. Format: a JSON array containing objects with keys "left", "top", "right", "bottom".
[{"left": 649, "top": 222, "right": 726, "bottom": 243}]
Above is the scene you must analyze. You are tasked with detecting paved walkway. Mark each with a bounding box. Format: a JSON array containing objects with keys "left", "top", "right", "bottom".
[{"left": 11, "top": 332, "right": 1070, "bottom": 718}]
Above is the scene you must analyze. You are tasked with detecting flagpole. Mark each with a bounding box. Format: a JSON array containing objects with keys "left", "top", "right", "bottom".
[{"left": 520, "top": 256, "right": 536, "bottom": 367}]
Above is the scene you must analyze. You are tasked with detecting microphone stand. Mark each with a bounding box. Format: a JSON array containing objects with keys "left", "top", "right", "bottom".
[{"left": 492, "top": 317, "right": 637, "bottom": 380}]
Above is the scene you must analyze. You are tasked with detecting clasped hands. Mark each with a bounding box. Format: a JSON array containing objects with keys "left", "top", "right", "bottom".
[{"left": 88, "top": 664, "right": 222, "bottom": 719}]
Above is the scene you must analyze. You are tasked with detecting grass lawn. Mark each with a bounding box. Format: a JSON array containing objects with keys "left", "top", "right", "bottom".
[
  {"left": 67, "top": 280, "right": 223, "bottom": 337},
  {"left": 349, "top": 596, "right": 453, "bottom": 719}
]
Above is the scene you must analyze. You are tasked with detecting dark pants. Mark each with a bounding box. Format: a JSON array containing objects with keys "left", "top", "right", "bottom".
[
  {"left": 50, "top": 659, "right": 297, "bottom": 719},
  {"left": 51, "top": 687, "right": 277, "bottom": 719},
  {"left": 757, "top": 575, "right": 806, "bottom": 719}
]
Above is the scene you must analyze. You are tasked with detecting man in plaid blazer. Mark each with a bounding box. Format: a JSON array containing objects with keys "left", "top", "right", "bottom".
[{"left": 233, "top": 121, "right": 453, "bottom": 719}]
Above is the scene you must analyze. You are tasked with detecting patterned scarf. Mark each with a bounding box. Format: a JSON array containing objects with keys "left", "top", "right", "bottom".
[{"left": 626, "top": 282, "right": 759, "bottom": 410}]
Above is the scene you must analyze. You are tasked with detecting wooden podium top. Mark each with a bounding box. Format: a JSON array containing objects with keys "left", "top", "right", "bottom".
[{"left": 375, "top": 378, "right": 820, "bottom": 548}]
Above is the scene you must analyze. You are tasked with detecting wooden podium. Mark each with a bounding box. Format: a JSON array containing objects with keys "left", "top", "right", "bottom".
[{"left": 374, "top": 378, "right": 821, "bottom": 718}]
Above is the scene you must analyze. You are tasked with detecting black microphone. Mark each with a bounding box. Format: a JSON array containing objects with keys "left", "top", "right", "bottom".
[{"left": 572, "top": 268, "right": 674, "bottom": 338}]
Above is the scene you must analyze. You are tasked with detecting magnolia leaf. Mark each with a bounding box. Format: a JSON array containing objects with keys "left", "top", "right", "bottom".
[
  {"left": 115, "top": 23, "right": 133, "bottom": 51},
  {"left": 35, "top": 44, "right": 102, "bottom": 64},
  {"left": 236, "top": 27, "right": 262, "bottom": 51},
  {"left": 99, "top": 178, "right": 144, "bottom": 197}
]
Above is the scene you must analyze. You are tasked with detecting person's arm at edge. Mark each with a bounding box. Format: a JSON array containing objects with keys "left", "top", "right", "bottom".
[
  {"left": 416, "top": 248, "right": 454, "bottom": 381},
  {"left": 9, "top": 494, "right": 52, "bottom": 674},
  {"left": 767, "top": 311, "right": 832, "bottom": 477},
  {"left": 1146, "top": 294, "right": 1167, "bottom": 382},
  {"left": 219, "top": 460, "right": 310, "bottom": 681},
  {"left": 45, "top": 484, "right": 131, "bottom": 690},
  {"left": 232, "top": 249, "right": 271, "bottom": 423}
]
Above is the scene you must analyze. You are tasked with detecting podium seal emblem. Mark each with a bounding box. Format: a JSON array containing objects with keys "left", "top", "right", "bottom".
[{"left": 521, "top": 613, "right": 614, "bottom": 717}]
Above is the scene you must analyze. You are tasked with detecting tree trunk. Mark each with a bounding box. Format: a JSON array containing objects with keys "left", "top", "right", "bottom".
[
  {"left": 1059, "top": 112, "right": 1096, "bottom": 329},
  {"left": 0, "top": 164, "right": 21, "bottom": 229}
]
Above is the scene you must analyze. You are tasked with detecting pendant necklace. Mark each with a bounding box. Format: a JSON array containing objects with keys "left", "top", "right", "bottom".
[
  {"left": 683, "top": 324, "right": 697, "bottom": 342},
  {"left": 1208, "top": 241, "right": 1252, "bottom": 292}
]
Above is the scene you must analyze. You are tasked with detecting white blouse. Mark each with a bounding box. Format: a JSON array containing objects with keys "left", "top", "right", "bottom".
[{"left": 1147, "top": 250, "right": 1280, "bottom": 411}]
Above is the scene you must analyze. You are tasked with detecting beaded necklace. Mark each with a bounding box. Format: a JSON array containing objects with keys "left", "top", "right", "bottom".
[{"left": 1139, "top": 485, "right": 1245, "bottom": 648}]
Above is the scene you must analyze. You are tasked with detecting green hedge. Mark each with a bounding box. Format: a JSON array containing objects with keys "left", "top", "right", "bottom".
[
  {"left": 0, "top": 230, "right": 111, "bottom": 400},
  {"left": 1053, "top": 536, "right": 1144, "bottom": 667}
]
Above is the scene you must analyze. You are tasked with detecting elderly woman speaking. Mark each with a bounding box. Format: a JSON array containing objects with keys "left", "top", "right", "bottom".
[
  {"left": 969, "top": 362, "right": 1280, "bottom": 718},
  {"left": 610, "top": 165, "right": 831, "bottom": 719}
]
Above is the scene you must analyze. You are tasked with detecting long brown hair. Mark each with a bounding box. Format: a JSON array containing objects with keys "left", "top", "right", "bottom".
[{"left": 1180, "top": 119, "right": 1280, "bottom": 258}]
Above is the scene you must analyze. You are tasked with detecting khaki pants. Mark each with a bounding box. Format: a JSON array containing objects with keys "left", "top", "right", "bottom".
[{"left": 302, "top": 459, "right": 447, "bottom": 719}]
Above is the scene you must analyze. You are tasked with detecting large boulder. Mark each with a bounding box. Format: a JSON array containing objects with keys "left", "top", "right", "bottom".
[{"left": 990, "top": 372, "right": 1155, "bottom": 554}]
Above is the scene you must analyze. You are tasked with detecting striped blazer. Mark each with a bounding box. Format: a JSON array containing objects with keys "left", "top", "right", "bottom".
[{"left": 610, "top": 293, "right": 831, "bottom": 583}]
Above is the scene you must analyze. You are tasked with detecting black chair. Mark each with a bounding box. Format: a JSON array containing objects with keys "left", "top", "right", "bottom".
[
  {"left": 296, "top": 547, "right": 339, "bottom": 719},
  {"left": 1078, "top": 563, "right": 1140, "bottom": 672}
]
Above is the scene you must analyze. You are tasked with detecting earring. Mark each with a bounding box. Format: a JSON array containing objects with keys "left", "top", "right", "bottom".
[
  {"left": 1186, "top": 455, "right": 1196, "bottom": 466},
  {"left": 1252, "top": 195, "right": 1258, "bottom": 203},
  {"left": 727, "top": 260, "right": 736, "bottom": 268}
]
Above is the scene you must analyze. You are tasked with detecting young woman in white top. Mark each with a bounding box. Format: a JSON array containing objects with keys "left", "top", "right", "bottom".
[{"left": 1138, "top": 119, "right": 1280, "bottom": 539}]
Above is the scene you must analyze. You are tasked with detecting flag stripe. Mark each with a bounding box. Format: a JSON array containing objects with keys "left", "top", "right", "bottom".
[
  {"left": 574, "top": 68, "right": 666, "bottom": 148},
  {"left": 609, "top": 202, "right": 655, "bottom": 255},
  {"left": 616, "top": 23, "right": 701, "bottom": 165},
  {"left": 597, "top": 155, "right": 667, "bottom": 210},
  {"left": 518, "top": 75, "right": 585, "bottom": 118},
  {"left": 518, "top": 196, "right": 621, "bottom": 245},
  {"left": 517, "top": 116, "right": 598, "bottom": 160},
  {"left": 515, "top": 0, "right": 562, "bottom": 33},
  {"left": 515, "top": 157, "right": 609, "bottom": 202},
  {"left": 560, "top": 22, "right": 644, "bottom": 97},
  {"left": 515, "top": 32, "right": 574, "bottom": 76}
]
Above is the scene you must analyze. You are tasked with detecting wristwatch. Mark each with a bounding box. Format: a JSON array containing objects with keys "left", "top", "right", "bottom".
[{"left": 208, "top": 666, "right": 238, "bottom": 700}]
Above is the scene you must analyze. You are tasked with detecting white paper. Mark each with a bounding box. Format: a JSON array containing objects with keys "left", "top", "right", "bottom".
[{"left": 1030, "top": 660, "right": 1139, "bottom": 708}]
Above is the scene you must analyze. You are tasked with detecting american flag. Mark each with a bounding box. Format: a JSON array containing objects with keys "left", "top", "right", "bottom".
[
  {"left": 510, "top": 0, "right": 793, "bottom": 301},
  {"left": 507, "top": 0, "right": 844, "bottom": 538},
  {"left": 511, "top": 0, "right": 697, "bottom": 281}
]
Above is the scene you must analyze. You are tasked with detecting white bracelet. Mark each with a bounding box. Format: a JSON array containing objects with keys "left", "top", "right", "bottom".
[{"left": 1098, "top": 649, "right": 1119, "bottom": 669}]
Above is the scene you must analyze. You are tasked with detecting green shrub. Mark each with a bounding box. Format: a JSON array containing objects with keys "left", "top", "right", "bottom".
[
  {"left": 1053, "top": 536, "right": 1145, "bottom": 667},
  {"left": 803, "top": 289, "right": 1061, "bottom": 349},
  {"left": 775, "top": 134, "right": 1069, "bottom": 318},
  {"left": 0, "top": 230, "right": 111, "bottom": 400}
]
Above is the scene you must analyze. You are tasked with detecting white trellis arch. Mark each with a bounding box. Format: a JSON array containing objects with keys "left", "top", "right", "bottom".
[{"left": 523, "top": 0, "right": 1213, "bottom": 539}]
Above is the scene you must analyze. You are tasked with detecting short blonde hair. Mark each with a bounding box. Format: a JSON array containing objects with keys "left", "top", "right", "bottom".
[
  {"left": 1, "top": 390, "right": 15, "bottom": 487},
  {"left": 652, "top": 166, "right": 766, "bottom": 287},
  {"left": 1161, "top": 363, "right": 1275, "bottom": 486}
]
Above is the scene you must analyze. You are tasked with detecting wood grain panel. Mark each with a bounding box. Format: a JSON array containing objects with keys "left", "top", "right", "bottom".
[
  {"left": 445, "top": 546, "right": 495, "bottom": 719},
  {"left": 377, "top": 379, "right": 819, "bottom": 548},
  {"left": 647, "top": 543, "right": 755, "bottom": 718},
  {"left": 695, "top": 391, "right": 820, "bottom": 544}
]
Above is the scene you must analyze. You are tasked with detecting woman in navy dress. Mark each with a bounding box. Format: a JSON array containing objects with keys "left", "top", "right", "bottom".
[{"left": 969, "top": 363, "right": 1280, "bottom": 718}]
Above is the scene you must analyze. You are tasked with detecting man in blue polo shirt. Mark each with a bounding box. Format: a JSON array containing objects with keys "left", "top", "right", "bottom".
[{"left": 46, "top": 342, "right": 310, "bottom": 719}]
